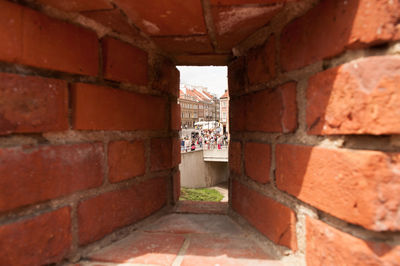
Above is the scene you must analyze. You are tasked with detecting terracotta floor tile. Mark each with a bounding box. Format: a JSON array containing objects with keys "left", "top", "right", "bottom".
[
  {"left": 85, "top": 213, "right": 285, "bottom": 266},
  {"left": 143, "top": 213, "right": 244, "bottom": 236},
  {"left": 181, "top": 234, "right": 282, "bottom": 266},
  {"left": 88, "top": 232, "right": 185, "bottom": 266}
]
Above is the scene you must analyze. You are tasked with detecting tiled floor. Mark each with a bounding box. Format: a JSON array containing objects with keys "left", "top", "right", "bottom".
[{"left": 78, "top": 202, "right": 283, "bottom": 266}]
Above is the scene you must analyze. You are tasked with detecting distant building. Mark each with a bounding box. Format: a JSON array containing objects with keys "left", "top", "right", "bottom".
[
  {"left": 178, "top": 84, "right": 220, "bottom": 128},
  {"left": 219, "top": 90, "right": 229, "bottom": 134}
]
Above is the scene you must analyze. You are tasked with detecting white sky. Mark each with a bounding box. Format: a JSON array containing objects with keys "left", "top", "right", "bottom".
[{"left": 177, "top": 66, "right": 228, "bottom": 97}]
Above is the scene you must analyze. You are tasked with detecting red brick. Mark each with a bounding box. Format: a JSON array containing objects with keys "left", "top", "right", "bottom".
[
  {"left": 88, "top": 232, "right": 185, "bottom": 265},
  {"left": 0, "top": 73, "right": 68, "bottom": 135},
  {"left": 114, "top": 0, "right": 207, "bottom": 36},
  {"left": 78, "top": 177, "right": 167, "bottom": 244},
  {"left": 150, "top": 137, "right": 180, "bottom": 172},
  {"left": 0, "top": 207, "right": 71, "bottom": 266},
  {"left": 246, "top": 82, "right": 297, "bottom": 133},
  {"left": 230, "top": 97, "right": 246, "bottom": 132},
  {"left": 307, "top": 56, "right": 400, "bottom": 135},
  {"left": 229, "top": 141, "right": 242, "bottom": 175},
  {"left": 174, "top": 54, "right": 230, "bottom": 66},
  {"left": 0, "top": 143, "right": 104, "bottom": 212},
  {"left": 276, "top": 144, "right": 400, "bottom": 231},
  {"left": 281, "top": 82, "right": 297, "bottom": 132},
  {"left": 210, "top": 0, "right": 287, "bottom": 5},
  {"left": 173, "top": 171, "right": 181, "bottom": 203},
  {"left": 228, "top": 57, "right": 246, "bottom": 95},
  {"left": 247, "top": 35, "right": 276, "bottom": 84},
  {"left": 0, "top": 1, "right": 23, "bottom": 63},
  {"left": 232, "top": 180, "right": 297, "bottom": 250},
  {"left": 35, "top": 0, "right": 113, "bottom": 12},
  {"left": 72, "top": 83, "right": 167, "bottom": 131},
  {"left": 152, "top": 36, "right": 213, "bottom": 54},
  {"left": 244, "top": 142, "right": 271, "bottom": 184},
  {"left": 22, "top": 7, "right": 98, "bottom": 75},
  {"left": 246, "top": 89, "right": 281, "bottom": 132},
  {"left": 154, "top": 59, "right": 180, "bottom": 97},
  {"left": 171, "top": 102, "right": 181, "bottom": 131},
  {"left": 212, "top": 5, "right": 282, "bottom": 51},
  {"left": 172, "top": 137, "right": 181, "bottom": 167},
  {"left": 306, "top": 217, "right": 400, "bottom": 266},
  {"left": 82, "top": 9, "right": 139, "bottom": 36},
  {"left": 102, "top": 37, "right": 148, "bottom": 85},
  {"left": 280, "top": 0, "right": 400, "bottom": 71},
  {"left": 108, "top": 140, "right": 145, "bottom": 183}
]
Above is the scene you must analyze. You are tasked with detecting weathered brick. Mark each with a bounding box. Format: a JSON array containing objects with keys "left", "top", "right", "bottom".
[
  {"left": 78, "top": 177, "right": 167, "bottom": 245},
  {"left": 0, "top": 143, "right": 104, "bottom": 212},
  {"left": 82, "top": 9, "right": 139, "bottom": 36},
  {"left": 0, "top": 73, "right": 68, "bottom": 135},
  {"left": 228, "top": 57, "right": 246, "bottom": 95},
  {"left": 246, "top": 82, "right": 297, "bottom": 133},
  {"left": 244, "top": 142, "right": 271, "bottom": 184},
  {"left": 281, "top": 82, "right": 297, "bottom": 132},
  {"left": 280, "top": 0, "right": 400, "bottom": 71},
  {"left": 172, "top": 137, "right": 181, "bottom": 167},
  {"left": 153, "top": 59, "right": 180, "bottom": 97},
  {"left": 210, "top": 0, "right": 287, "bottom": 4},
  {"left": 306, "top": 217, "right": 400, "bottom": 266},
  {"left": 0, "top": 1, "right": 23, "bottom": 63},
  {"left": 307, "top": 56, "right": 400, "bottom": 135},
  {"left": 150, "top": 137, "right": 180, "bottom": 172},
  {"left": 108, "top": 140, "right": 145, "bottom": 183},
  {"left": 23, "top": 7, "right": 98, "bottom": 75},
  {"left": 229, "top": 141, "right": 241, "bottom": 175},
  {"left": 102, "top": 37, "right": 148, "bottom": 85},
  {"left": 229, "top": 97, "right": 246, "bottom": 132},
  {"left": 171, "top": 102, "right": 181, "bottom": 131},
  {"left": 152, "top": 36, "right": 213, "bottom": 54},
  {"left": 247, "top": 35, "right": 276, "bottom": 84},
  {"left": 276, "top": 144, "right": 400, "bottom": 231},
  {"left": 232, "top": 180, "right": 297, "bottom": 250},
  {"left": 173, "top": 171, "right": 181, "bottom": 203},
  {"left": 35, "top": 0, "right": 113, "bottom": 12},
  {"left": 0, "top": 207, "right": 71, "bottom": 266},
  {"left": 175, "top": 54, "right": 229, "bottom": 66},
  {"left": 72, "top": 83, "right": 167, "bottom": 131},
  {"left": 113, "top": 0, "right": 207, "bottom": 36},
  {"left": 212, "top": 5, "right": 282, "bottom": 51}
]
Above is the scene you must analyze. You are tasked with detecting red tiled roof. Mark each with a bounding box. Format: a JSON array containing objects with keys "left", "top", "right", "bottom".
[
  {"left": 186, "top": 89, "right": 202, "bottom": 101},
  {"left": 202, "top": 90, "right": 214, "bottom": 99},
  {"left": 192, "top": 89, "right": 209, "bottom": 101}
]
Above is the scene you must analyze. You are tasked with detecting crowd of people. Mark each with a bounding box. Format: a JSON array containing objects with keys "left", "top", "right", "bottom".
[{"left": 181, "top": 129, "right": 228, "bottom": 152}]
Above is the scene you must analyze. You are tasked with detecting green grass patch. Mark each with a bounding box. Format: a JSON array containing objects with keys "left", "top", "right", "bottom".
[{"left": 179, "top": 187, "right": 224, "bottom": 202}]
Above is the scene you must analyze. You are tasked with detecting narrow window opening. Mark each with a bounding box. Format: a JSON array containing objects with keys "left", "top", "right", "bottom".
[{"left": 176, "top": 66, "right": 229, "bottom": 213}]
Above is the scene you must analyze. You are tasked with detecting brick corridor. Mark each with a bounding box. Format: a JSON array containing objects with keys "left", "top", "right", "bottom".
[{"left": 76, "top": 205, "right": 283, "bottom": 266}]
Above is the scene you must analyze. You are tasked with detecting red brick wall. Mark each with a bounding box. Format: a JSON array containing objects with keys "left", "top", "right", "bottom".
[
  {"left": 229, "top": 0, "right": 400, "bottom": 263},
  {"left": 0, "top": 1, "right": 180, "bottom": 264}
]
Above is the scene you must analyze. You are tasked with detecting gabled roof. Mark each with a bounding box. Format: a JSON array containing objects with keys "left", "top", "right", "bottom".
[
  {"left": 179, "top": 84, "right": 219, "bottom": 104},
  {"left": 201, "top": 90, "right": 214, "bottom": 99},
  {"left": 192, "top": 89, "right": 210, "bottom": 101},
  {"left": 220, "top": 90, "right": 228, "bottom": 99}
]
